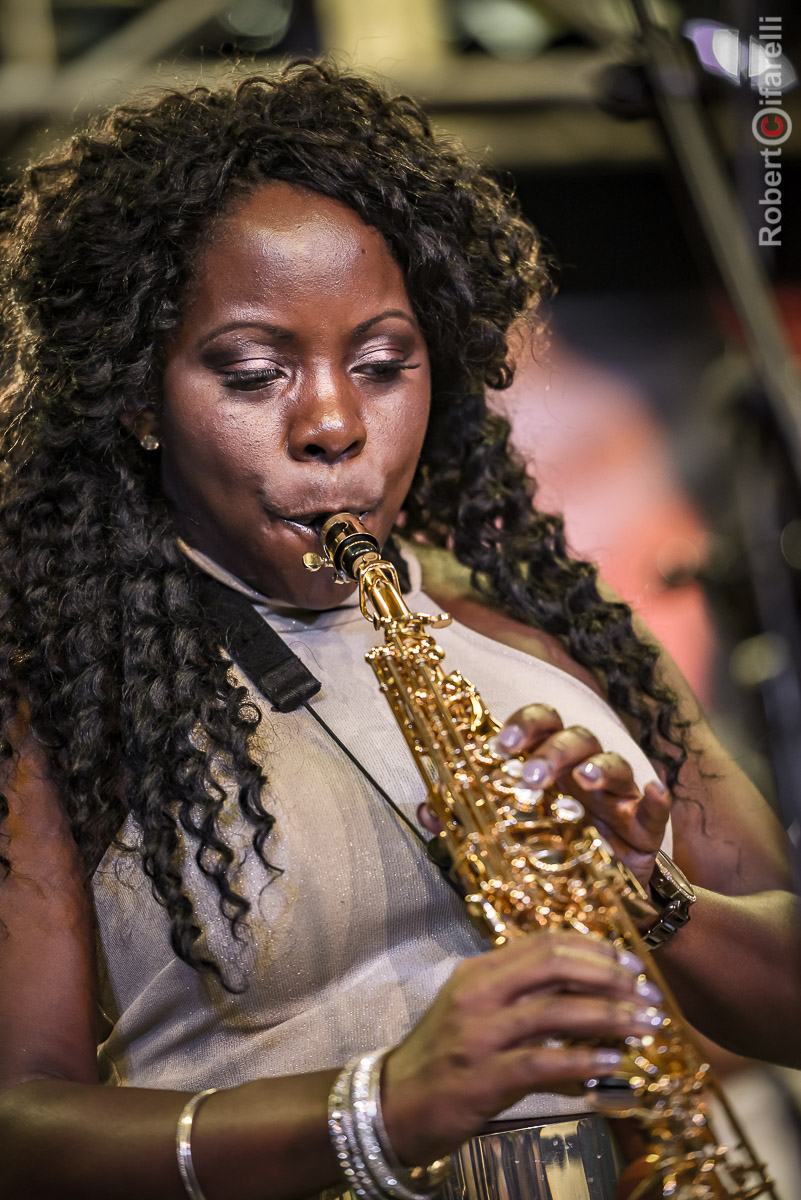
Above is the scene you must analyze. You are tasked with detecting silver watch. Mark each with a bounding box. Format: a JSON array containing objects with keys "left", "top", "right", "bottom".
[{"left": 642, "top": 850, "right": 696, "bottom": 950}]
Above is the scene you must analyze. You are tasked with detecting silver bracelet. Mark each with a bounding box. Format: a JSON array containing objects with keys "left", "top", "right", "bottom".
[
  {"left": 176, "top": 1088, "right": 218, "bottom": 1200},
  {"left": 329, "top": 1054, "right": 381, "bottom": 1199},
  {"left": 367, "top": 1054, "right": 450, "bottom": 1196},
  {"left": 328, "top": 1049, "right": 450, "bottom": 1200}
]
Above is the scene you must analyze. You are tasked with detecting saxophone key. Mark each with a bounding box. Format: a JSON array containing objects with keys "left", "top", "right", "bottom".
[
  {"left": 511, "top": 785, "right": 543, "bottom": 810},
  {"left": 550, "top": 793, "right": 586, "bottom": 822}
]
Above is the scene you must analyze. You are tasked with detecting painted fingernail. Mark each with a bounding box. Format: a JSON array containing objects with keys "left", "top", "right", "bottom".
[
  {"left": 617, "top": 949, "right": 645, "bottom": 973},
  {"left": 522, "top": 757, "right": 550, "bottom": 786},
  {"left": 635, "top": 979, "right": 664, "bottom": 1005},
  {"left": 578, "top": 761, "right": 602, "bottom": 784},
  {"left": 636, "top": 1007, "right": 668, "bottom": 1028},
  {"left": 594, "top": 1049, "right": 623, "bottom": 1068},
  {"left": 498, "top": 724, "right": 525, "bottom": 751}
]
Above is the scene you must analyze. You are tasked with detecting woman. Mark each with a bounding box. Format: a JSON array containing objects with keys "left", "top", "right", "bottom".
[{"left": 0, "top": 60, "right": 796, "bottom": 1200}]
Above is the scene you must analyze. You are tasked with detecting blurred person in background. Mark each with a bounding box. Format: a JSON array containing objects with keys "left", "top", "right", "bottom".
[{"left": 496, "top": 326, "right": 801, "bottom": 1196}]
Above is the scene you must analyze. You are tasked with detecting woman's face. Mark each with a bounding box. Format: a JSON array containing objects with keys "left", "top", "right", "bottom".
[{"left": 156, "top": 181, "right": 431, "bottom": 608}]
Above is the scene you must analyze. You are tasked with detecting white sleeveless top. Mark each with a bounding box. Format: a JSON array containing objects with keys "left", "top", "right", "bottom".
[{"left": 94, "top": 546, "right": 670, "bottom": 1121}]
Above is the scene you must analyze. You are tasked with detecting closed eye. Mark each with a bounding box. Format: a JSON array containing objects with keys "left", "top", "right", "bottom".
[
  {"left": 219, "top": 368, "right": 283, "bottom": 391},
  {"left": 357, "top": 359, "right": 421, "bottom": 381}
]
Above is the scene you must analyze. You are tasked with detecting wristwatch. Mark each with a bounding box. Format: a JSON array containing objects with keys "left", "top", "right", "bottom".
[{"left": 642, "top": 851, "right": 697, "bottom": 950}]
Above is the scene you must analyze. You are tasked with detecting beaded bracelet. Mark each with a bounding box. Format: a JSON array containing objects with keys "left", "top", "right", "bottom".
[{"left": 328, "top": 1049, "right": 450, "bottom": 1200}]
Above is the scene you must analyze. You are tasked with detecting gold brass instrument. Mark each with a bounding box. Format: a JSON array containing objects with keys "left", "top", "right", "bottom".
[{"left": 303, "top": 513, "right": 776, "bottom": 1200}]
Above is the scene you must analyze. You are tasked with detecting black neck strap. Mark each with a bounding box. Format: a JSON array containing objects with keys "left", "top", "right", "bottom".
[
  {"left": 193, "top": 539, "right": 459, "bottom": 890},
  {"left": 196, "top": 572, "right": 321, "bottom": 713},
  {"left": 194, "top": 535, "right": 411, "bottom": 713}
]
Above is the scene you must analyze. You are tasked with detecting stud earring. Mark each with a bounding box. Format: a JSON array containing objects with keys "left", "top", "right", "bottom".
[{"left": 139, "top": 434, "right": 160, "bottom": 451}]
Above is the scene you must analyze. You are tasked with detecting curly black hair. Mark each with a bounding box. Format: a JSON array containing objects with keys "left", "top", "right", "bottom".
[{"left": 0, "top": 60, "right": 687, "bottom": 982}]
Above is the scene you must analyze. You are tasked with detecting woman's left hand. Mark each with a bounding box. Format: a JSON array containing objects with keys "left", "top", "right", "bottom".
[{"left": 495, "top": 703, "right": 671, "bottom": 892}]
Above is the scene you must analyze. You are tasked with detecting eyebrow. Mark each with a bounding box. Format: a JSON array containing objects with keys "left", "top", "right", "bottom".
[
  {"left": 351, "top": 310, "right": 418, "bottom": 336},
  {"left": 197, "top": 309, "right": 418, "bottom": 349},
  {"left": 198, "top": 321, "right": 291, "bottom": 350}
]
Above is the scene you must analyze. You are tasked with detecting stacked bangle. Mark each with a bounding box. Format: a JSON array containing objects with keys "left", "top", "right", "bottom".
[{"left": 328, "top": 1049, "right": 450, "bottom": 1200}]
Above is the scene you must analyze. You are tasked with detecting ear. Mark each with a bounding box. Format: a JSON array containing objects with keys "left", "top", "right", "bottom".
[{"left": 120, "top": 404, "right": 161, "bottom": 447}]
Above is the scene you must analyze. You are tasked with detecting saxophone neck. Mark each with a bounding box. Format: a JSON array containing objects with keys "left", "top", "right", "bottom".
[
  {"left": 305, "top": 512, "right": 450, "bottom": 631},
  {"left": 355, "top": 559, "right": 412, "bottom": 625},
  {"left": 355, "top": 556, "right": 452, "bottom": 632}
]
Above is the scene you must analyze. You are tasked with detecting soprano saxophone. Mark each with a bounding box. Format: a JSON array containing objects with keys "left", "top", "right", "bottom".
[{"left": 303, "top": 513, "right": 776, "bottom": 1200}]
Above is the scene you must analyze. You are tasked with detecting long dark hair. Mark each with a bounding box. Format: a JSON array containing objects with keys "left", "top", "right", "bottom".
[{"left": 0, "top": 60, "right": 686, "bottom": 981}]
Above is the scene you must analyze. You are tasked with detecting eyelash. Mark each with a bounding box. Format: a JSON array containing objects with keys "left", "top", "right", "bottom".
[
  {"left": 219, "top": 368, "right": 282, "bottom": 391},
  {"left": 218, "top": 359, "right": 420, "bottom": 391},
  {"left": 360, "top": 358, "right": 420, "bottom": 380}
]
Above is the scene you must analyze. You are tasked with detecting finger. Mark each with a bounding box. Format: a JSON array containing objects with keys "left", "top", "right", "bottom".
[
  {"left": 488, "top": 993, "right": 666, "bottom": 1049},
  {"left": 490, "top": 1044, "right": 628, "bottom": 1103},
  {"left": 417, "top": 803, "right": 444, "bottom": 834},
  {"left": 637, "top": 779, "right": 672, "bottom": 836},
  {"left": 518, "top": 725, "right": 602, "bottom": 789},
  {"left": 575, "top": 799, "right": 663, "bottom": 861},
  {"left": 572, "top": 752, "right": 639, "bottom": 799},
  {"left": 451, "top": 931, "right": 643, "bottom": 1009},
  {"left": 496, "top": 704, "right": 563, "bottom": 756},
  {"left": 573, "top": 779, "right": 671, "bottom": 859}
]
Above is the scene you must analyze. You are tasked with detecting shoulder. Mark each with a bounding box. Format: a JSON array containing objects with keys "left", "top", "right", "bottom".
[{"left": 410, "top": 541, "right": 605, "bottom": 698}]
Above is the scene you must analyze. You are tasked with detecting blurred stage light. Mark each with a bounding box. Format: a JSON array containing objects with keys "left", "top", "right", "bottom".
[
  {"left": 222, "top": 0, "right": 293, "bottom": 47},
  {"left": 455, "top": 0, "right": 553, "bottom": 61},
  {"left": 685, "top": 20, "right": 740, "bottom": 82},
  {"left": 780, "top": 519, "right": 801, "bottom": 570},
  {"left": 684, "top": 19, "right": 797, "bottom": 91},
  {"left": 730, "top": 631, "right": 789, "bottom": 687}
]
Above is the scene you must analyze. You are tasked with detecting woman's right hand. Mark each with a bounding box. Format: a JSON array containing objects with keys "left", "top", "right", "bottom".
[{"left": 381, "top": 930, "right": 664, "bottom": 1166}]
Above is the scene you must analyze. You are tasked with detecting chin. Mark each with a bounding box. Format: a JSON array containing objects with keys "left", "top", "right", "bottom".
[
  {"left": 246, "top": 559, "right": 359, "bottom": 611},
  {"left": 291, "top": 575, "right": 359, "bottom": 611}
]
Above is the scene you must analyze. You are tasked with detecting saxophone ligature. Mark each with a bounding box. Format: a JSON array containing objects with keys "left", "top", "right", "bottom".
[{"left": 303, "top": 513, "right": 776, "bottom": 1200}]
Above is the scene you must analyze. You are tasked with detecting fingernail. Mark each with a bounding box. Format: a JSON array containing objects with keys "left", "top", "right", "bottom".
[
  {"left": 522, "top": 757, "right": 550, "bottom": 786},
  {"left": 594, "top": 1049, "right": 623, "bottom": 1068},
  {"left": 636, "top": 1007, "right": 668, "bottom": 1028},
  {"left": 578, "top": 761, "right": 602, "bottom": 784},
  {"left": 635, "top": 979, "right": 664, "bottom": 1005},
  {"left": 617, "top": 949, "right": 645, "bottom": 973},
  {"left": 498, "top": 724, "right": 525, "bottom": 751},
  {"left": 648, "top": 778, "right": 668, "bottom": 795}
]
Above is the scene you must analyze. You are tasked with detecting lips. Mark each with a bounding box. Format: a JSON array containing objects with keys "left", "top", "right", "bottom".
[
  {"left": 287, "top": 512, "right": 339, "bottom": 530},
  {"left": 270, "top": 507, "right": 372, "bottom": 535}
]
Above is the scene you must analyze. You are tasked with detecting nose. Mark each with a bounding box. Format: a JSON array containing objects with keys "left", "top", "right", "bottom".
[{"left": 287, "top": 377, "right": 367, "bottom": 465}]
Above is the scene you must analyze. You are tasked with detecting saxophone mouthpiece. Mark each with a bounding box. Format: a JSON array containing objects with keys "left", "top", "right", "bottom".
[{"left": 319, "top": 512, "right": 381, "bottom": 581}]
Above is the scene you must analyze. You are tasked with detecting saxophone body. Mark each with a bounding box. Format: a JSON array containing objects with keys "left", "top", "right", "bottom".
[{"left": 303, "top": 514, "right": 775, "bottom": 1200}]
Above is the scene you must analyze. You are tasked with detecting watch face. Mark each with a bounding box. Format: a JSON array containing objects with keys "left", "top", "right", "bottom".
[{"left": 654, "top": 852, "right": 696, "bottom": 902}]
